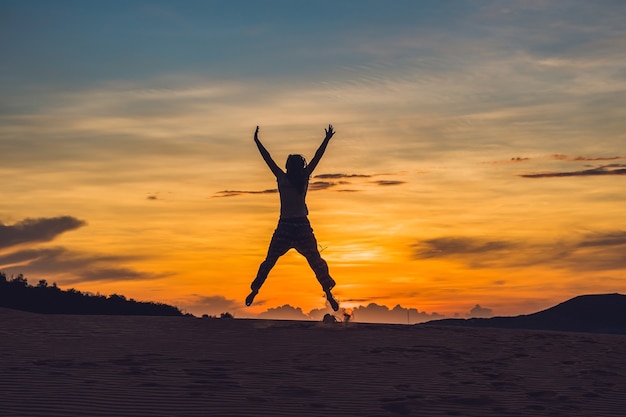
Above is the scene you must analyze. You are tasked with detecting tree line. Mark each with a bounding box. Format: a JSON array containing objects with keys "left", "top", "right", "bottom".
[{"left": 0, "top": 272, "right": 183, "bottom": 316}]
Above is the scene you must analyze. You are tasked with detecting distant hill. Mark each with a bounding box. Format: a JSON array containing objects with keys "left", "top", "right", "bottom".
[
  {"left": 426, "top": 294, "right": 626, "bottom": 334},
  {"left": 0, "top": 272, "right": 183, "bottom": 316}
]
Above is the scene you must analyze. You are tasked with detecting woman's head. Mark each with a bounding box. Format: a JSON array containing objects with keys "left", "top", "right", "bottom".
[
  {"left": 286, "top": 154, "right": 307, "bottom": 173},
  {"left": 285, "top": 154, "right": 308, "bottom": 194}
]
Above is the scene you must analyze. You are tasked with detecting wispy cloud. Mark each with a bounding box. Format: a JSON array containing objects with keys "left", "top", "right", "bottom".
[
  {"left": 412, "top": 231, "right": 626, "bottom": 272},
  {"left": 520, "top": 164, "right": 626, "bottom": 178},
  {"left": 308, "top": 181, "right": 338, "bottom": 191},
  {"left": 578, "top": 231, "right": 626, "bottom": 248},
  {"left": 214, "top": 189, "right": 278, "bottom": 198},
  {"left": 0, "top": 246, "right": 163, "bottom": 284},
  {"left": 413, "top": 237, "right": 514, "bottom": 259},
  {"left": 551, "top": 154, "right": 626, "bottom": 162},
  {"left": 484, "top": 156, "right": 531, "bottom": 165},
  {"left": 0, "top": 217, "right": 86, "bottom": 249},
  {"left": 214, "top": 172, "right": 405, "bottom": 196},
  {"left": 0, "top": 216, "right": 164, "bottom": 284},
  {"left": 371, "top": 180, "right": 406, "bottom": 186},
  {"left": 314, "top": 173, "right": 372, "bottom": 179}
]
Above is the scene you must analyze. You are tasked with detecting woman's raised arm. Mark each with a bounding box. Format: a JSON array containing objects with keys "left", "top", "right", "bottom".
[
  {"left": 254, "top": 126, "right": 283, "bottom": 178},
  {"left": 306, "top": 124, "right": 335, "bottom": 175}
]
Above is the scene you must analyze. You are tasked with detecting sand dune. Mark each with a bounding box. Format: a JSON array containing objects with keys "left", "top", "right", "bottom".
[
  {"left": 430, "top": 293, "right": 626, "bottom": 334},
  {"left": 1, "top": 307, "right": 625, "bottom": 416}
]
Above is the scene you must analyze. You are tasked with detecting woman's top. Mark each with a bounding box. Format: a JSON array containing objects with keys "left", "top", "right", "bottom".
[{"left": 277, "top": 172, "right": 309, "bottom": 218}]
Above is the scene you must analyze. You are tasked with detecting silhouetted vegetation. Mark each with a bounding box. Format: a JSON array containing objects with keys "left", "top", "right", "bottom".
[{"left": 0, "top": 272, "right": 183, "bottom": 316}]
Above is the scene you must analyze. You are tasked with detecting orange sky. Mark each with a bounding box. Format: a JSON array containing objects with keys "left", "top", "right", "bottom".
[{"left": 1, "top": 2, "right": 626, "bottom": 322}]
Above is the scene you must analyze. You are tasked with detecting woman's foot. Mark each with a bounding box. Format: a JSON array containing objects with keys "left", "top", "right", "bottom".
[
  {"left": 245, "top": 289, "right": 258, "bottom": 306},
  {"left": 325, "top": 289, "right": 339, "bottom": 311}
]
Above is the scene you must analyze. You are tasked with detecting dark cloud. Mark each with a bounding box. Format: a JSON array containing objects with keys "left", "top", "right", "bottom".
[
  {"left": 185, "top": 295, "right": 243, "bottom": 317},
  {"left": 246, "top": 302, "right": 443, "bottom": 324},
  {"left": 79, "top": 268, "right": 160, "bottom": 283},
  {"left": 578, "top": 231, "right": 626, "bottom": 248},
  {"left": 214, "top": 189, "right": 278, "bottom": 197},
  {"left": 0, "top": 247, "right": 163, "bottom": 284},
  {"left": 0, "top": 216, "right": 86, "bottom": 249},
  {"left": 257, "top": 304, "right": 310, "bottom": 321},
  {"left": 372, "top": 180, "right": 406, "bottom": 186},
  {"left": 214, "top": 182, "right": 342, "bottom": 196},
  {"left": 468, "top": 304, "right": 493, "bottom": 318},
  {"left": 551, "top": 154, "right": 626, "bottom": 162},
  {"left": 0, "top": 248, "right": 56, "bottom": 266},
  {"left": 413, "top": 237, "right": 514, "bottom": 259},
  {"left": 485, "top": 157, "right": 531, "bottom": 165},
  {"left": 412, "top": 231, "right": 626, "bottom": 272},
  {"left": 215, "top": 172, "right": 404, "bottom": 197},
  {"left": 147, "top": 195, "right": 158, "bottom": 200},
  {"left": 520, "top": 164, "right": 626, "bottom": 178},
  {"left": 308, "top": 181, "right": 337, "bottom": 191},
  {"left": 564, "top": 231, "right": 626, "bottom": 271},
  {"left": 572, "top": 156, "right": 625, "bottom": 161},
  {"left": 349, "top": 303, "right": 444, "bottom": 324},
  {"left": 314, "top": 173, "right": 372, "bottom": 179}
]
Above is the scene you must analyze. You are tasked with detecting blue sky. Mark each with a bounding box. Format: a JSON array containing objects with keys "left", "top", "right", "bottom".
[{"left": 2, "top": 1, "right": 474, "bottom": 83}]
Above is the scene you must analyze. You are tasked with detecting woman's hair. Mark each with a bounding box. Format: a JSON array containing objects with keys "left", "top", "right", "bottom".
[{"left": 285, "top": 154, "right": 308, "bottom": 194}]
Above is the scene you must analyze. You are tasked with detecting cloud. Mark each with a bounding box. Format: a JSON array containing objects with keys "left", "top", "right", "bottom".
[
  {"left": 484, "top": 157, "right": 531, "bottom": 165},
  {"left": 184, "top": 295, "right": 244, "bottom": 317},
  {"left": 214, "top": 189, "right": 278, "bottom": 197},
  {"left": 349, "top": 303, "right": 444, "bottom": 324},
  {"left": 412, "top": 231, "right": 626, "bottom": 272},
  {"left": 213, "top": 181, "right": 353, "bottom": 196},
  {"left": 413, "top": 237, "right": 514, "bottom": 259},
  {"left": 215, "top": 172, "right": 402, "bottom": 197},
  {"left": 314, "top": 173, "right": 372, "bottom": 179},
  {"left": 371, "top": 180, "right": 406, "bottom": 186},
  {"left": 468, "top": 304, "right": 493, "bottom": 318},
  {"left": 308, "top": 181, "right": 338, "bottom": 191},
  {"left": 0, "top": 216, "right": 86, "bottom": 249},
  {"left": 578, "top": 231, "right": 626, "bottom": 248},
  {"left": 0, "top": 217, "right": 160, "bottom": 284},
  {"left": 571, "top": 156, "right": 625, "bottom": 161},
  {"left": 238, "top": 302, "right": 444, "bottom": 324},
  {"left": 520, "top": 164, "right": 626, "bottom": 178},
  {"left": 551, "top": 154, "right": 626, "bottom": 162},
  {"left": 214, "top": 181, "right": 342, "bottom": 195},
  {"left": 257, "top": 304, "right": 310, "bottom": 321},
  {"left": 0, "top": 247, "right": 164, "bottom": 284},
  {"left": 79, "top": 268, "right": 161, "bottom": 283}
]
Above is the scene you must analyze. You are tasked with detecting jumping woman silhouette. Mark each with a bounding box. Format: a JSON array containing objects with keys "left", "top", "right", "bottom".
[{"left": 246, "top": 124, "right": 339, "bottom": 311}]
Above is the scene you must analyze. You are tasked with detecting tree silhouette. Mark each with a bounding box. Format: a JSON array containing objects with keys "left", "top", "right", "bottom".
[{"left": 0, "top": 272, "right": 182, "bottom": 316}]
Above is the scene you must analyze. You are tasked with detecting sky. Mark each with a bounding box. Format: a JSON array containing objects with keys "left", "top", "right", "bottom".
[{"left": 1, "top": 0, "right": 625, "bottom": 323}]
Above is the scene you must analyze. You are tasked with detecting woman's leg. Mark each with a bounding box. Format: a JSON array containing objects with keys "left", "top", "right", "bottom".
[
  {"left": 294, "top": 233, "right": 335, "bottom": 290},
  {"left": 294, "top": 227, "right": 339, "bottom": 311},
  {"left": 246, "top": 226, "right": 291, "bottom": 306}
]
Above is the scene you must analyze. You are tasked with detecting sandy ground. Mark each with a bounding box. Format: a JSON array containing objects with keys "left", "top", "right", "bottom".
[{"left": 1, "top": 308, "right": 625, "bottom": 417}]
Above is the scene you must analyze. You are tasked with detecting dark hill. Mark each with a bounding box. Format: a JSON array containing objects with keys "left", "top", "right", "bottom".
[{"left": 426, "top": 294, "right": 626, "bottom": 334}]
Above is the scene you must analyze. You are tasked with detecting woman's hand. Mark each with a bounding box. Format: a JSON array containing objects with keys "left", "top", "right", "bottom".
[
  {"left": 324, "top": 124, "right": 335, "bottom": 140},
  {"left": 254, "top": 126, "right": 260, "bottom": 141}
]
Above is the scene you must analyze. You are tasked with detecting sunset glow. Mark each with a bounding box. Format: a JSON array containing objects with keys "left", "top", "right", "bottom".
[{"left": 2, "top": 1, "right": 625, "bottom": 322}]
